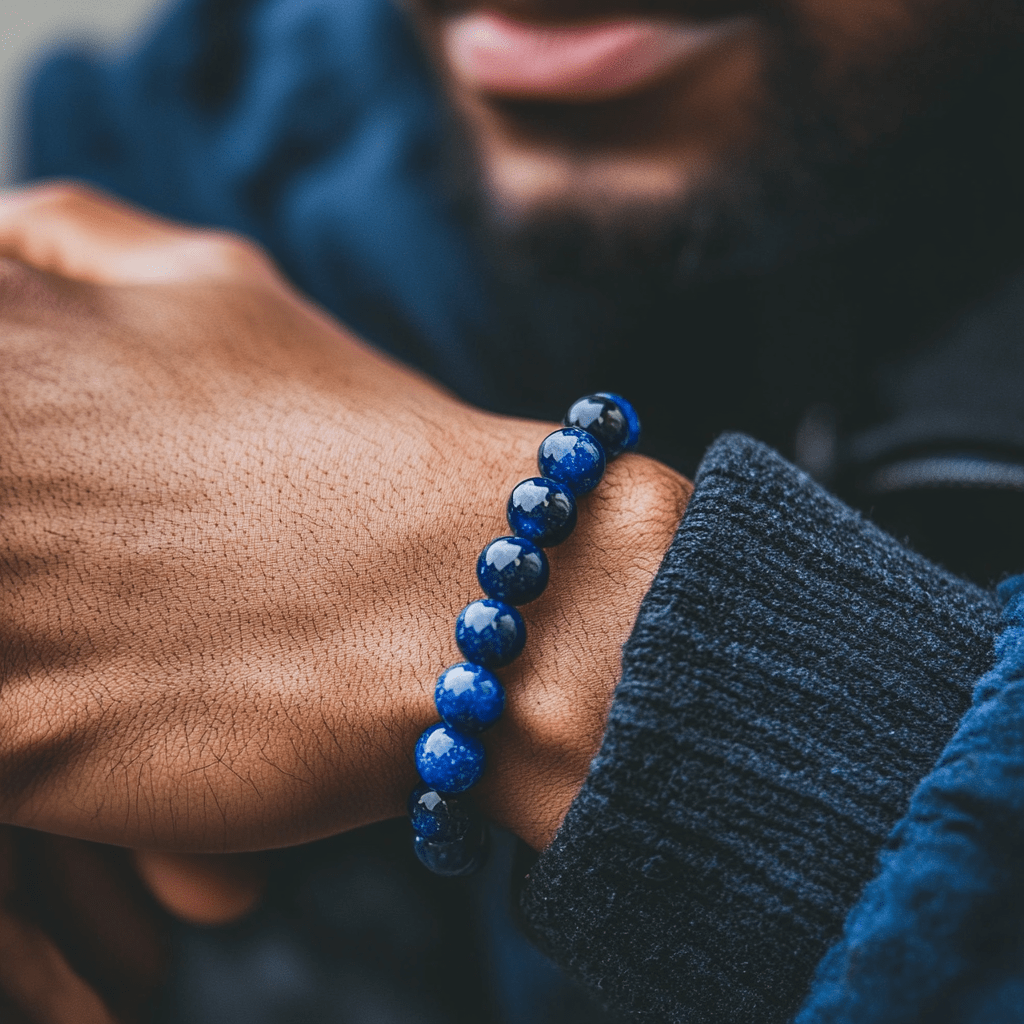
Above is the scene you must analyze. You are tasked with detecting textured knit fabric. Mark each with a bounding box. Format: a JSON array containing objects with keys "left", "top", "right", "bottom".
[
  {"left": 521, "top": 434, "right": 1001, "bottom": 1023},
  {"left": 797, "top": 574, "right": 1024, "bottom": 1024}
]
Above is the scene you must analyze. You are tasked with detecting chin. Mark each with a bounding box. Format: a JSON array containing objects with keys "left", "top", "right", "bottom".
[{"left": 477, "top": 143, "right": 712, "bottom": 225}]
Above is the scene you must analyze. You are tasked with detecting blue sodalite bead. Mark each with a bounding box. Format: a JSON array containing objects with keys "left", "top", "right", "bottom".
[
  {"left": 476, "top": 536, "right": 549, "bottom": 606},
  {"left": 413, "top": 823, "right": 488, "bottom": 877},
  {"left": 408, "top": 784, "right": 476, "bottom": 842},
  {"left": 455, "top": 599, "right": 526, "bottom": 669},
  {"left": 435, "top": 663, "right": 505, "bottom": 734},
  {"left": 507, "top": 477, "right": 578, "bottom": 547},
  {"left": 415, "top": 723, "right": 485, "bottom": 793},
  {"left": 537, "top": 428, "right": 606, "bottom": 496},
  {"left": 564, "top": 393, "right": 640, "bottom": 458},
  {"left": 596, "top": 392, "right": 641, "bottom": 450}
]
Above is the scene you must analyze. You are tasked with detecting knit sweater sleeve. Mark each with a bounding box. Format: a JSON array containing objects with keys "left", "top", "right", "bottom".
[{"left": 519, "top": 433, "right": 1001, "bottom": 1024}]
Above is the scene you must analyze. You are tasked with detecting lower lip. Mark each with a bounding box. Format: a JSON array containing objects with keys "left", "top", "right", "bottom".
[{"left": 443, "top": 12, "right": 748, "bottom": 102}]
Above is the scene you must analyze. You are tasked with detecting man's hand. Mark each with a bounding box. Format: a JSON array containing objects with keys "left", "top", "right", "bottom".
[
  {"left": 0, "top": 183, "right": 691, "bottom": 855},
  {"left": 0, "top": 826, "right": 168, "bottom": 1024}
]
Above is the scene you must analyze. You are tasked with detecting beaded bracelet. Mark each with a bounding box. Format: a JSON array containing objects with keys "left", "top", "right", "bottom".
[{"left": 408, "top": 393, "right": 641, "bottom": 876}]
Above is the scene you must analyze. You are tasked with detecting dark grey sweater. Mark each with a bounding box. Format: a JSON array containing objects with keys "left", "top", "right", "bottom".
[{"left": 521, "top": 433, "right": 1001, "bottom": 1024}]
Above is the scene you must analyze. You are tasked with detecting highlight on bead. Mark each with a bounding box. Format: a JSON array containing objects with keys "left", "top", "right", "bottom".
[
  {"left": 507, "top": 477, "right": 578, "bottom": 547},
  {"left": 595, "top": 392, "right": 641, "bottom": 451},
  {"left": 476, "top": 535, "right": 550, "bottom": 606},
  {"left": 415, "top": 723, "right": 486, "bottom": 794},
  {"left": 455, "top": 598, "right": 527, "bottom": 669},
  {"left": 564, "top": 394, "right": 634, "bottom": 457},
  {"left": 408, "top": 785, "right": 477, "bottom": 842},
  {"left": 435, "top": 663, "right": 506, "bottom": 734},
  {"left": 537, "top": 427, "right": 606, "bottom": 495}
]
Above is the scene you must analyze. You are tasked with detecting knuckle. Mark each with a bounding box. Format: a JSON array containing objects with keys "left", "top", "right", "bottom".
[
  {"left": 16, "top": 179, "right": 103, "bottom": 216},
  {"left": 193, "top": 230, "right": 274, "bottom": 277}
]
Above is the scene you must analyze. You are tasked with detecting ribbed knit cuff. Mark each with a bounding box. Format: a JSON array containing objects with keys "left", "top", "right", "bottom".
[{"left": 519, "top": 434, "right": 1000, "bottom": 1024}]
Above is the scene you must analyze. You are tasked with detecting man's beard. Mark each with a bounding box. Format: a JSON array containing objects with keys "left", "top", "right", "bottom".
[
  {"left": 448, "top": 2, "right": 1024, "bottom": 303},
  {"left": 436, "top": 3, "right": 1024, "bottom": 463}
]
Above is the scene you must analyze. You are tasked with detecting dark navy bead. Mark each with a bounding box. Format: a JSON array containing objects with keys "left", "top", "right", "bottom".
[
  {"left": 596, "top": 392, "right": 641, "bottom": 450},
  {"left": 507, "top": 477, "right": 578, "bottom": 547},
  {"left": 408, "top": 784, "right": 477, "bottom": 842},
  {"left": 413, "top": 822, "right": 488, "bottom": 877},
  {"left": 564, "top": 393, "right": 639, "bottom": 458},
  {"left": 435, "top": 663, "right": 505, "bottom": 734},
  {"left": 455, "top": 599, "right": 526, "bottom": 669},
  {"left": 415, "top": 723, "right": 485, "bottom": 793},
  {"left": 537, "top": 428, "right": 606, "bottom": 496},
  {"left": 476, "top": 536, "right": 549, "bottom": 606}
]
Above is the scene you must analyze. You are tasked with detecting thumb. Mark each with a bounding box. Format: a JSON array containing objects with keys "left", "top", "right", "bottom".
[{"left": 132, "top": 851, "right": 269, "bottom": 927}]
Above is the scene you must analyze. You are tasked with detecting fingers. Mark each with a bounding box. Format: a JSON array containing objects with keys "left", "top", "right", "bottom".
[
  {"left": 0, "top": 830, "right": 116, "bottom": 1024},
  {"left": 0, "top": 181, "right": 281, "bottom": 288},
  {"left": 12, "top": 832, "right": 170, "bottom": 1024},
  {"left": 133, "top": 851, "right": 268, "bottom": 927},
  {"left": 0, "top": 910, "right": 117, "bottom": 1024}
]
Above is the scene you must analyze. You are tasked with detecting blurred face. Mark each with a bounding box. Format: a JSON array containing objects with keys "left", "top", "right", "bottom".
[{"left": 408, "top": 0, "right": 1011, "bottom": 252}]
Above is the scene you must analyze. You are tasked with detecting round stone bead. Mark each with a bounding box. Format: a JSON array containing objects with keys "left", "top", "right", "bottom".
[
  {"left": 507, "top": 477, "right": 578, "bottom": 547},
  {"left": 415, "top": 723, "right": 486, "bottom": 793},
  {"left": 435, "top": 663, "right": 505, "bottom": 734},
  {"left": 476, "top": 536, "right": 549, "bottom": 606},
  {"left": 597, "top": 392, "right": 641, "bottom": 450},
  {"left": 537, "top": 428, "right": 606, "bottom": 496},
  {"left": 408, "top": 784, "right": 476, "bottom": 842},
  {"left": 455, "top": 599, "right": 526, "bottom": 669},
  {"left": 564, "top": 393, "right": 640, "bottom": 458},
  {"left": 413, "top": 823, "right": 488, "bottom": 877}
]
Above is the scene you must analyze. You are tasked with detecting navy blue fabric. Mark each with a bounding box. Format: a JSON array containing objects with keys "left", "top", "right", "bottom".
[
  {"left": 25, "top": 0, "right": 500, "bottom": 404},
  {"left": 797, "top": 574, "right": 1024, "bottom": 1024}
]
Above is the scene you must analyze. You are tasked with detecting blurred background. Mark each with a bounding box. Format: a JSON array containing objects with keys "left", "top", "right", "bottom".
[{"left": 0, "top": 0, "right": 163, "bottom": 183}]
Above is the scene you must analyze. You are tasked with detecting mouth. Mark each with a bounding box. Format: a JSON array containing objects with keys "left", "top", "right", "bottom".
[{"left": 441, "top": 10, "right": 756, "bottom": 102}]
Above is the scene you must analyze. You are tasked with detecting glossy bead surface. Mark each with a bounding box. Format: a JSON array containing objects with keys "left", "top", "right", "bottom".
[
  {"left": 455, "top": 599, "right": 526, "bottom": 669},
  {"left": 596, "top": 392, "right": 641, "bottom": 450},
  {"left": 476, "top": 536, "right": 549, "bottom": 606},
  {"left": 537, "top": 428, "right": 606, "bottom": 496},
  {"left": 415, "top": 723, "right": 485, "bottom": 793},
  {"left": 413, "top": 823, "right": 488, "bottom": 877},
  {"left": 507, "top": 477, "right": 578, "bottom": 547},
  {"left": 435, "top": 663, "right": 505, "bottom": 734},
  {"left": 564, "top": 393, "right": 639, "bottom": 458},
  {"left": 408, "top": 784, "right": 476, "bottom": 842}
]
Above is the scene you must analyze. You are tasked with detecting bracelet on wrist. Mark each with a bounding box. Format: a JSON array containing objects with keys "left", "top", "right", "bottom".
[{"left": 408, "top": 393, "right": 641, "bottom": 876}]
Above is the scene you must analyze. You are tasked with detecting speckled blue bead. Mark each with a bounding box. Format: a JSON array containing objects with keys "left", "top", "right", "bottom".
[
  {"left": 596, "top": 392, "right": 641, "bottom": 450},
  {"left": 538, "top": 428, "right": 606, "bottom": 496},
  {"left": 408, "top": 784, "right": 477, "bottom": 842},
  {"left": 507, "top": 477, "right": 578, "bottom": 547},
  {"left": 477, "top": 536, "right": 549, "bottom": 606},
  {"left": 435, "top": 663, "right": 505, "bottom": 734},
  {"left": 564, "top": 393, "right": 641, "bottom": 458},
  {"left": 413, "top": 824, "right": 488, "bottom": 877},
  {"left": 415, "top": 723, "right": 486, "bottom": 793},
  {"left": 455, "top": 599, "right": 526, "bottom": 669}
]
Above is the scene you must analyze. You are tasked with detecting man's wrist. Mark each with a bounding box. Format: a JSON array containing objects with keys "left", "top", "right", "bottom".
[{"left": 473, "top": 449, "right": 692, "bottom": 850}]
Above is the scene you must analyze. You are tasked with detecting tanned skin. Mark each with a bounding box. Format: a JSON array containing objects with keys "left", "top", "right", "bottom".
[{"left": 0, "top": 184, "right": 688, "bottom": 1022}]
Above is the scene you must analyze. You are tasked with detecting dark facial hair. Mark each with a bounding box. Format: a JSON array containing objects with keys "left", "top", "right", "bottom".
[{"left": 441, "top": 2, "right": 1024, "bottom": 468}]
